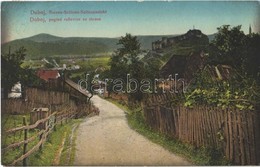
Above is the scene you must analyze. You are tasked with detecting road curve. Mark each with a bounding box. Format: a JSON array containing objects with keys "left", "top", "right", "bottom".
[{"left": 74, "top": 95, "right": 192, "bottom": 166}]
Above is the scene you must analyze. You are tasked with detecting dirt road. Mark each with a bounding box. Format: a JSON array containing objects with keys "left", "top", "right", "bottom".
[{"left": 74, "top": 95, "right": 192, "bottom": 165}]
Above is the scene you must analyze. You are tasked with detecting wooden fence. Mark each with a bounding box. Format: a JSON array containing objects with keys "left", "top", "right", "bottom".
[
  {"left": 25, "top": 87, "right": 70, "bottom": 105},
  {"left": 1, "top": 88, "right": 71, "bottom": 114},
  {"left": 2, "top": 105, "right": 86, "bottom": 166},
  {"left": 143, "top": 94, "right": 260, "bottom": 165}
]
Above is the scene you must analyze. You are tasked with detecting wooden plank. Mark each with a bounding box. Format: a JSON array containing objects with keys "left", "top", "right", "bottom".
[
  {"left": 233, "top": 109, "right": 240, "bottom": 164},
  {"left": 194, "top": 107, "right": 200, "bottom": 147},
  {"left": 248, "top": 111, "right": 256, "bottom": 164},
  {"left": 198, "top": 107, "right": 203, "bottom": 146},
  {"left": 191, "top": 107, "right": 195, "bottom": 145},
  {"left": 202, "top": 107, "right": 208, "bottom": 146},
  {"left": 228, "top": 110, "right": 234, "bottom": 162},
  {"left": 23, "top": 117, "right": 28, "bottom": 166},
  {"left": 5, "top": 112, "right": 57, "bottom": 134},
  {"left": 243, "top": 111, "right": 251, "bottom": 164},
  {"left": 253, "top": 110, "right": 260, "bottom": 165},
  {"left": 225, "top": 109, "right": 230, "bottom": 160},
  {"left": 172, "top": 105, "right": 178, "bottom": 137},
  {"left": 200, "top": 107, "right": 204, "bottom": 146},
  {"left": 237, "top": 110, "right": 245, "bottom": 165},
  {"left": 192, "top": 108, "right": 195, "bottom": 145},
  {"left": 178, "top": 106, "right": 183, "bottom": 140},
  {"left": 205, "top": 106, "right": 212, "bottom": 145},
  {"left": 197, "top": 107, "right": 200, "bottom": 147},
  {"left": 185, "top": 107, "right": 188, "bottom": 142},
  {"left": 208, "top": 108, "right": 216, "bottom": 146},
  {"left": 187, "top": 108, "right": 190, "bottom": 143},
  {"left": 10, "top": 126, "right": 52, "bottom": 166},
  {"left": 177, "top": 106, "right": 181, "bottom": 139},
  {"left": 2, "top": 130, "right": 45, "bottom": 151}
]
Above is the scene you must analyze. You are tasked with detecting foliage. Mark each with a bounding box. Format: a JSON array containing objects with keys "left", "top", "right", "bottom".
[
  {"left": 1, "top": 47, "right": 26, "bottom": 96},
  {"left": 209, "top": 25, "right": 260, "bottom": 80},
  {"left": 184, "top": 25, "right": 260, "bottom": 110},
  {"left": 242, "top": 33, "right": 260, "bottom": 84},
  {"left": 209, "top": 25, "right": 245, "bottom": 68},
  {"left": 184, "top": 66, "right": 259, "bottom": 110},
  {"left": 1, "top": 47, "right": 42, "bottom": 98},
  {"left": 69, "top": 56, "right": 110, "bottom": 82},
  {"left": 107, "top": 33, "right": 146, "bottom": 102}
]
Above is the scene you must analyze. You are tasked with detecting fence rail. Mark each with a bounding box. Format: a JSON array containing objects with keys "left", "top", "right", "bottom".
[
  {"left": 2, "top": 108, "right": 78, "bottom": 166},
  {"left": 143, "top": 94, "right": 260, "bottom": 165}
]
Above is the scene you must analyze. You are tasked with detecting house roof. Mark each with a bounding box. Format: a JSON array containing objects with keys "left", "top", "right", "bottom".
[{"left": 36, "top": 69, "right": 60, "bottom": 81}]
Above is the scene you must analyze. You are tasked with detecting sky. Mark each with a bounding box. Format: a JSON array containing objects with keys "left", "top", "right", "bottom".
[{"left": 1, "top": 1, "right": 259, "bottom": 43}]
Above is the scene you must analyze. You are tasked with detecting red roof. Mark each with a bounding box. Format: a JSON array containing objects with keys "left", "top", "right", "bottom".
[{"left": 37, "top": 70, "right": 60, "bottom": 81}]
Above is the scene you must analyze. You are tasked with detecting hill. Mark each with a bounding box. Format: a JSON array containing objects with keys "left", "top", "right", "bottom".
[
  {"left": 23, "top": 33, "right": 63, "bottom": 42},
  {"left": 1, "top": 33, "right": 214, "bottom": 59},
  {"left": 1, "top": 34, "right": 119, "bottom": 59}
]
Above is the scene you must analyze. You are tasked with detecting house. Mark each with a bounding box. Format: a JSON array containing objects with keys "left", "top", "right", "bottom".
[
  {"left": 159, "top": 51, "right": 233, "bottom": 91},
  {"left": 36, "top": 69, "right": 60, "bottom": 82},
  {"left": 158, "top": 51, "right": 206, "bottom": 91},
  {"left": 160, "top": 51, "right": 206, "bottom": 81}
]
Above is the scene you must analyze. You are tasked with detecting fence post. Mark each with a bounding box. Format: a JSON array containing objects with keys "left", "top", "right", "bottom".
[
  {"left": 23, "top": 116, "right": 28, "bottom": 166},
  {"left": 61, "top": 115, "right": 63, "bottom": 126},
  {"left": 39, "top": 133, "right": 43, "bottom": 151},
  {"left": 54, "top": 113, "right": 57, "bottom": 131},
  {"left": 65, "top": 109, "right": 68, "bottom": 123}
]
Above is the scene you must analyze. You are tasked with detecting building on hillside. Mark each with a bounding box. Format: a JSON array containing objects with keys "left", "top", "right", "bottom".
[
  {"left": 160, "top": 51, "right": 206, "bottom": 81},
  {"left": 159, "top": 51, "right": 233, "bottom": 91},
  {"left": 152, "top": 29, "right": 208, "bottom": 51}
]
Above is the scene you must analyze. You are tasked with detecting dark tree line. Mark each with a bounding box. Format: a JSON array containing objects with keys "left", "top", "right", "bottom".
[{"left": 1, "top": 47, "right": 41, "bottom": 98}]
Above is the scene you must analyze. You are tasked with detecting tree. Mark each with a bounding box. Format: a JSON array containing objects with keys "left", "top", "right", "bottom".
[
  {"left": 1, "top": 47, "right": 40, "bottom": 98},
  {"left": 209, "top": 25, "right": 260, "bottom": 84},
  {"left": 209, "top": 25, "right": 246, "bottom": 68},
  {"left": 117, "top": 33, "right": 141, "bottom": 58},
  {"left": 242, "top": 33, "right": 260, "bottom": 84},
  {"left": 2, "top": 47, "right": 26, "bottom": 98},
  {"left": 108, "top": 33, "right": 145, "bottom": 102}
]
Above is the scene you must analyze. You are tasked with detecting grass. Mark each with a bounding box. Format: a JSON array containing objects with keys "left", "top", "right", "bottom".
[
  {"left": 2, "top": 114, "right": 40, "bottom": 165},
  {"left": 59, "top": 119, "right": 82, "bottom": 165},
  {"left": 27, "top": 119, "right": 82, "bottom": 166},
  {"left": 104, "top": 97, "right": 231, "bottom": 166},
  {"left": 1, "top": 113, "right": 82, "bottom": 166},
  {"left": 69, "top": 56, "right": 110, "bottom": 81}
]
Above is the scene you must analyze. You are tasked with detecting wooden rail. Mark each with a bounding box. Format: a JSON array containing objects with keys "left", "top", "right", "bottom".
[{"left": 2, "top": 108, "right": 77, "bottom": 166}]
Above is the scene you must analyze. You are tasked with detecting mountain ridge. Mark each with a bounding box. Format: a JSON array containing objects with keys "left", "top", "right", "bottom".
[{"left": 1, "top": 32, "right": 216, "bottom": 59}]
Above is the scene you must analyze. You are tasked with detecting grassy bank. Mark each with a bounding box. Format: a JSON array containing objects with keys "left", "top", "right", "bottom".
[
  {"left": 28, "top": 119, "right": 82, "bottom": 166},
  {"left": 105, "top": 97, "right": 230, "bottom": 165},
  {"left": 2, "top": 114, "right": 82, "bottom": 166}
]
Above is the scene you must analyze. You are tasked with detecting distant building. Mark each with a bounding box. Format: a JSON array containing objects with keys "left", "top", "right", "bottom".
[
  {"left": 8, "top": 82, "right": 22, "bottom": 98},
  {"left": 71, "top": 65, "right": 80, "bottom": 70},
  {"left": 36, "top": 69, "right": 60, "bottom": 82},
  {"left": 152, "top": 29, "right": 208, "bottom": 51}
]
